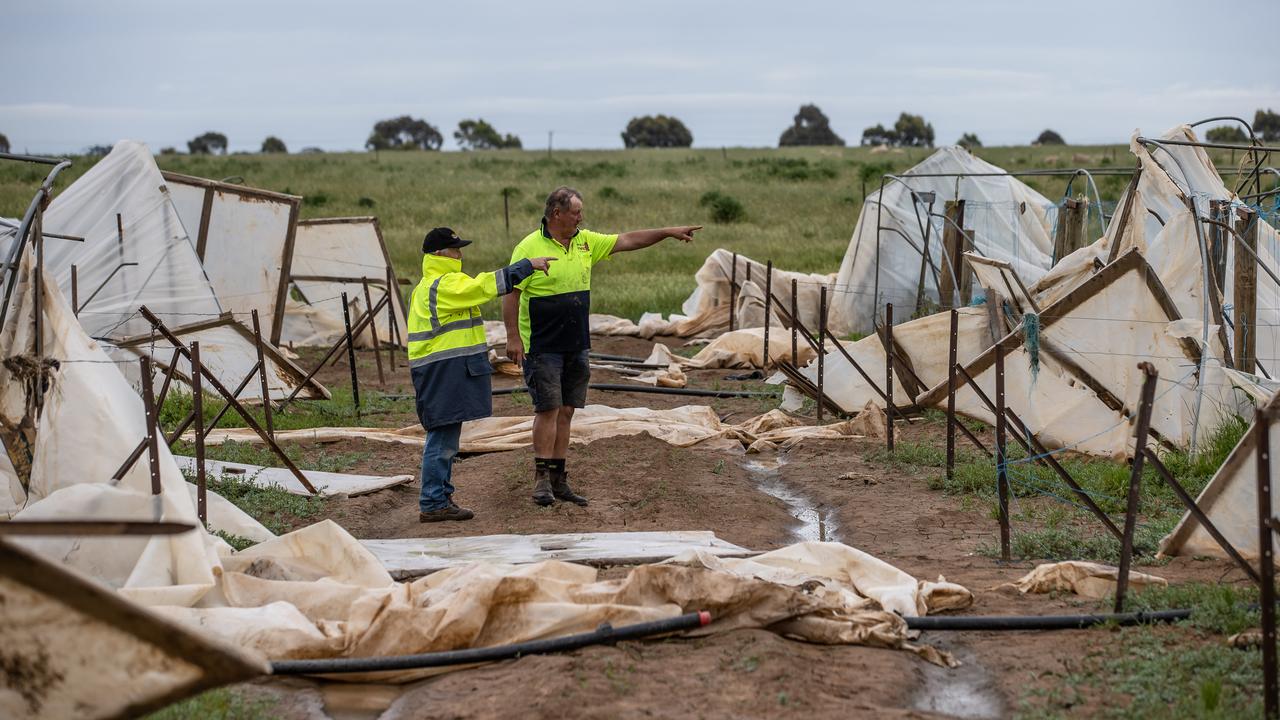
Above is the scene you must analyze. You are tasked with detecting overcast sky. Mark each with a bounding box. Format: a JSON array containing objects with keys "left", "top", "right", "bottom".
[{"left": 4, "top": 0, "right": 1276, "bottom": 154}]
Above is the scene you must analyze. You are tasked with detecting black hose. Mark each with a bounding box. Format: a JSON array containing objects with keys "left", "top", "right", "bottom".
[
  {"left": 270, "top": 611, "right": 711, "bottom": 675},
  {"left": 905, "top": 608, "right": 1191, "bottom": 631}
]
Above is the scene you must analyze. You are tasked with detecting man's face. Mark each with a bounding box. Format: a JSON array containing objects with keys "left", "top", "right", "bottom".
[
  {"left": 551, "top": 196, "right": 584, "bottom": 234},
  {"left": 436, "top": 247, "right": 463, "bottom": 260}
]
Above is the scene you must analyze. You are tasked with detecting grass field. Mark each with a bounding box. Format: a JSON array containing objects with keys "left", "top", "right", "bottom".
[{"left": 0, "top": 142, "right": 1264, "bottom": 319}]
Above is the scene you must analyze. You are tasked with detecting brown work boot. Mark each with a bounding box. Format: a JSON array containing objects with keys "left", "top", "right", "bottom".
[
  {"left": 551, "top": 470, "right": 588, "bottom": 506},
  {"left": 419, "top": 505, "right": 474, "bottom": 522},
  {"left": 532, "top": 467, "right": 555, "bottom": 506}
]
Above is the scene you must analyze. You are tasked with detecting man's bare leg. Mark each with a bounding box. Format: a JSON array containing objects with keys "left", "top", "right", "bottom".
[
  {"left": 530, "top": 408, "right": 559, "bottom": 505},
  {"left": 553, "top": 406, "right": 575, "bottom": 459},
  {"left": 549, "top": 406, "right": 586, "bottom": 505}
]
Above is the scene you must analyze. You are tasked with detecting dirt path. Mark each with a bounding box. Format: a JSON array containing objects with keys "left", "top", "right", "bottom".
[{"left": 240, "top": 334, "right": 1247, "bottom": 719}]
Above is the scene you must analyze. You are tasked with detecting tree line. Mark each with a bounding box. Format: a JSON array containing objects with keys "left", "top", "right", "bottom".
[{"left": 3, "top": 109, "right": 1277, "bottom": 156}]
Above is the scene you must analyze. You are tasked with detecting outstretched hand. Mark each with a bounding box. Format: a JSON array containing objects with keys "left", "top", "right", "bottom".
[
  {"left": 670, "top": 225, "right": 701, "bottom": 243},
  {"left": 529, "top": 256, "right": 556, "bottom": 273}
]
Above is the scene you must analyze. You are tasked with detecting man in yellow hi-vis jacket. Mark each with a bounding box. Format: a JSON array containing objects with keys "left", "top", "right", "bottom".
[{"left": 409, "top": 227, "right": 554, "bottom": 522}]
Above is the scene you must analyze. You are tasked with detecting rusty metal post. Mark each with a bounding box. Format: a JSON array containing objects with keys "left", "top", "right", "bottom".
[
  {"left": 342, "top": 292, "right": 360, "bottom": 415},
  {"left": 940, "top": 200, "right": 965, "bottom": 308},
  {"left": 361, "top": 277, "right": 386, "bottom": 384},
  {"left": 790, "top": 278, "right": 798, "bottom": 365},
  {"left": 996, "top": 345, "right": 1010, "bottom": 561},
  {"left": 817, "top": 285, "right": 827, "bottom": 425},
  {"left": 32, "top": 217, "right": 44, "bottom": 403},
  {"left": 70, "top": 264, "right": 78, "bottom": 316},
  {"left": 192, "top": 341, "right": 207, "bottom": 526},
  {"left": 386, "top": 266, "right": 401, "bottom": 369},
  {"left": 762, "top": 260, "right": 772, "bottom": 369},
  {"left": 1258, "top": 405, "right": 1278, "bottom": 720},
  {"left": 946, "top": 308, "right": 958, "bottom": 483},
  {"left": 729, "top": 252, "right": 738, "bottom": 332},
  {"left": 886, "top": 303, "right": 895, "bottom": 453},
  {"left": 250, "top": 309, "right": 275, "bottom": 439},
  {"left": 1235, "top": 209, "right": 1258, "bottom": 373},
  {"left": 1116, "top": 363, "right": 1158, "bottom": 613},
  {"left": 139, "top": 357, "right": 162, "bottom": 496}
]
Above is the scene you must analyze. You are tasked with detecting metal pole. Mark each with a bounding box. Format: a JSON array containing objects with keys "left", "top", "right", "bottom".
[
  {"left": 790, "top": 278, "right": 798, "bottom": 365},
  {"left": 762, "top": 261, "right": 772, "bottom": 369},
  {"left": 729, "top": 253, "right": 737, "bottom": 332},
  {"left": 33, "top": 217, "right": 43, "bottom": 411},
  {"left": 1258, "top": 407, "right": 1278, "bottom": 720},
  {"left": 139, "top": 357, "right": 162, "bottom": 496},
  {"left": 192, "top": 341, "right": 206, "bottom": 526},
  {"left": 386, "top": 265, "right": 400, "bottom": 369},
  {"left": 817, "top": 285, "right": 827, "bottom": 425},
  {"left": 996, "top": 345, "right": 1010, "bottom": 561},
  {"left": 885, "top": 302, "right": 895, "bottom": 453},
  {"left": 250, "top": 309, "right": 275, "bottom": 439},
  {"left": 1115, "top": 363, "right": 1158, "bottom": 613},
  {"left": 70, "top": 264, "right": 78, "bottom": 316},
  {"left": 946, "top": 308, "right": 958, "bottom": 483},
  {"left": 361, "top": 277, "right": 386, "bottom": 384},
  {"left": 342, "top": 292, "right": 360, "bottom": 415}
]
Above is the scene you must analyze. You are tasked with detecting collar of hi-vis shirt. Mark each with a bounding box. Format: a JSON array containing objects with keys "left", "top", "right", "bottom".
[
  {"left": 421, "top": 253, "right": 463, "bottom": 276},
  {"left": 540, "top": 218, "right": 582, "bottom": 251}
]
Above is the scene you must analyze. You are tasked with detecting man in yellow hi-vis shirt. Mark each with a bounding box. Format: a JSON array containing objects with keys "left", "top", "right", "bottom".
[
  {"left": 504, "top": 187, "right": 699, "bottom": 507},
  {"left": 410, "top": 227, "right": 554, "bottom": 522}
]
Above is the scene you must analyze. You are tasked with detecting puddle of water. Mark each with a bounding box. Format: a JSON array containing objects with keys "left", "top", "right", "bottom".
[
  {"left": 910, "top": 641, "right": 1004, "bottom": 719},
  {"left": 742, "top": 457, "right": 839, "bottom": 543}
]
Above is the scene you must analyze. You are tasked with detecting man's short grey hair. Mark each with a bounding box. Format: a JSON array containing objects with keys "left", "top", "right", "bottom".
[{"left": 543, "top": 186, "right": 582, "bottom": 220}]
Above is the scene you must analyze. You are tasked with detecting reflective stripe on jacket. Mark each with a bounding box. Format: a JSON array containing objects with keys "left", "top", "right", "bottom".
[{"left": 406, "top": 255, "right": 533, "bottom": 367}]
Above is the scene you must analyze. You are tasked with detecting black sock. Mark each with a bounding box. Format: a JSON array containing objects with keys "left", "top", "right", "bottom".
[
  {"left": 535, "top": 457, "right": 550, "bottom": 471},
  {"left": 547, "top": 458, "right": 565, "bottom": 473}
]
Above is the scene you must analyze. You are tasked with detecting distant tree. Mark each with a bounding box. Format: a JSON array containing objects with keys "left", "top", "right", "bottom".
[
  {"left": 1204, "top": 125, "right": 1247, "bottom": 144},
  {"left": 621, "top": 115, "right": 693, "bottom": 148},
  {"left": 779, "top": 104, "right": 844, "bottom": 147},
  {"left": 300, "top": 147, "right": 325, "bottom": 154},
  {"left": 0, "top": 133, "right": 8, "bottom": 154},
  {"left": 1255, "top": 109, "right": 1280, "bottom": 143},
  {"left": 957, "top": 132, "right": 982, "bottom": 149},
  {"left": 159, "top": 147, "right": 179, "bottom": 155},
  {"left": 860, "top": 124, "right": 897, "bottom": 147},
  {"left": 366, "top": 116, "right": 442, "bottom": 151},
  {"left": 454, "top": 119, "right": 522, "bottom": 150},
  {"left": 1034, "top": 129, "right": 1066, "bottom": 146},
  {"left": 187, "top": 131, "right": 228, "bottom": 155},
  {"left": 83, "top": 144, "right": 112, "bottom": 157},
  {"left": 260, "top": 136, "right": 288, "bottom": 153},
  {"left": 892, "top": 112, "right": 935, "bottom": 148}
]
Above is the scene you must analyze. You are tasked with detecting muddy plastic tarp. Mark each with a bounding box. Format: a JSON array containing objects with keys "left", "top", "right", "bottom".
[
  {"left": 831, "top": 146, "right": 1056, "bottom": 335},
  {"left": 196, "top": 403, "right": 887, "bottom": 455},
  {"left": 174, "top": 455, "right": 413, "bottom": 498},
  {"left": 280, "top": 217, "right": 409, "bottom": 349},
  {"left": 591, "top": 249, "right": 834, "bottom": 339},
  {"left": 1004, "top": 561, "right": 1167, "bottom": 600},
  {"left": 0, "top": 537, "right": 268, "bottom": 720},
  {"left": 645, "top": 327, "right": 818, "bottom": 370},
  {"left": 155, "top": 523, "right": 971, "bottom": 679},
  {"left": 0, "top": 249, "right": 271, "bottom": 604},
  {"left": 362, "top": 531, "right": 753, "bottom": 580},
  {"left": 1160, "top": 391, "right": 1280, "bottom": 565}
]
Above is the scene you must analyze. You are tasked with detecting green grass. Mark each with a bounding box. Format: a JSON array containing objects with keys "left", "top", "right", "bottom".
[
  {"left": 184, "top": 469, "right": 326, "bottom": 535},
  {"left": 160, "top": 385, "right": 416, "bottom": 433},
  {"left": 1, "top": 143, "right": 1187, "bottom": 322},
  {"left": 1018, "top": 582, "right": 1265, "bottom": 719},
  {"left": 145, "top": 687, "right": 276, "bottom": 720}
]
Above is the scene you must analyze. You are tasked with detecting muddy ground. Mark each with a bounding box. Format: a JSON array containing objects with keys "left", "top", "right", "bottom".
[{"left": 227, "top": 334, "right": 1251, "bottom": 719}]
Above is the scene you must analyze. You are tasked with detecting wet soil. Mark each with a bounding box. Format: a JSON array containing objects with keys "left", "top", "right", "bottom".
[{"left": 239, "top": 334, "right": 1247, "bottom": 719}]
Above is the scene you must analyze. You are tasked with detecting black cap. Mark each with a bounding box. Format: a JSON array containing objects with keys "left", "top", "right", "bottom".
[{"left": 422, "top": 227, "right": 472, "bottom": 253}]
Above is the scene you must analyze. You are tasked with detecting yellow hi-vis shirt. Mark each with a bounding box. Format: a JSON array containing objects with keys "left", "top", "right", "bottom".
[
  {"left": 407, "top": 254, "right": 516, "bottom": 367},
  {"left": 509, "top": 223, "right": 617, "bottom": 353}
]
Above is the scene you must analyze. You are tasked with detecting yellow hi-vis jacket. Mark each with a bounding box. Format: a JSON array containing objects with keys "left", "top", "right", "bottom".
[{"left": 407, "top": 253, "right": 534, "bottom": 428}]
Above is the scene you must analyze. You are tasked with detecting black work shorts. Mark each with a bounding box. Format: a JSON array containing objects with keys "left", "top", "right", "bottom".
[{"left": 523, "top": 350, "right": 590, "bottom": 412}]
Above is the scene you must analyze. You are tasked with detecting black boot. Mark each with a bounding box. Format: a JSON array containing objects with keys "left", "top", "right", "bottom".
[
  {"left": 532, "top": 466, "right": 555, "bottom": 506},
  {"left": 551, "top": 469, "right": 588, "bottom": 506}
]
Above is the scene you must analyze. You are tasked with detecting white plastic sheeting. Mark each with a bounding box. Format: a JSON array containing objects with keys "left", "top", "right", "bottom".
[
  {"left": 163, "top": 171, "right": 299, "bottom": 345},
  {"left": 280, "top": 217, "right": 408, "bottom": 348},
  {"left": 174, "top": 455, "right": 412, "bottom": 498},
  {"left": 831, "top": 146, "right": 1056, "bottom": 335}
]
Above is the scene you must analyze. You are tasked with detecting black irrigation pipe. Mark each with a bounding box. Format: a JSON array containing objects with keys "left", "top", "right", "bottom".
[
  {"left": 906, "top": 609, "right": 1191, "bottom": 632},
  {"left": 493, "top": 384, "right": 776, "bottom": 399},
  {"left": 271, "top": 611, "right": 711, "bottom": 675},
  {"left": 589, "top": 352, "right": 649, "bottom": 363}
]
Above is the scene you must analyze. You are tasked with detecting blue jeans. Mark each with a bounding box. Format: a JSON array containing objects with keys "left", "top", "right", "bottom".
[{"left": 420, "top": 422, "right": 462, "bottom": 512}]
